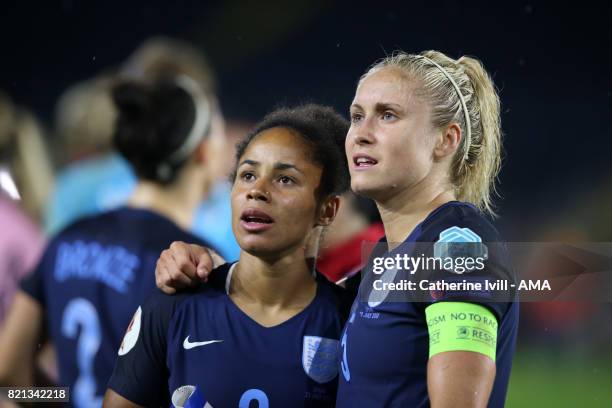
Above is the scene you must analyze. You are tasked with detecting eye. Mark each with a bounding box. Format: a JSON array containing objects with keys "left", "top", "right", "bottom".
[
  {"left": 350, "top": 112, "right": 364, "bottom": 124},
  {"left": 278, "top": 175, "right": 294, "bottom": 185},
  {"left": 241, "top": 171, "right": 255, "bottom": 181},
  {"left": 382, "top": 111, "right": 397, "bottom": 121}
]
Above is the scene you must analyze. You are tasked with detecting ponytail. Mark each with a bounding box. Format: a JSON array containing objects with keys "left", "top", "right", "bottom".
[{"left": 456, "top": 56, "right": 502, "bottom": 216}]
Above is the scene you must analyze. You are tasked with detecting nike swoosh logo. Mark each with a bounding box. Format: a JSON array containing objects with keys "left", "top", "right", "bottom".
[{"left": 183, "top": 336, "right": 223, "bottom": 350}]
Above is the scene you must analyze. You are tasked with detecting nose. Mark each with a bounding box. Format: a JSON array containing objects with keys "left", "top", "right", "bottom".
[
  {"left": 246, "top": 180, "right": 270, "bottom": 202},
  {"left": 355, "top": 132, "right": 374, "bottom": 146},
  {"left": 351, "top": 117, "right": 376, "bottom": 146}
]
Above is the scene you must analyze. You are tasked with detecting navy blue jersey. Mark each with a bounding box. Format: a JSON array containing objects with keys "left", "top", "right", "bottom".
[
  {"left": 20, "top": 207, "right": 212, "bottom": 408},
  {"left": 337, "top": 201, "right": 519, "bottom": 407},
  {"left": 108, "top": 262, "right": 345, "bottom": 407}
]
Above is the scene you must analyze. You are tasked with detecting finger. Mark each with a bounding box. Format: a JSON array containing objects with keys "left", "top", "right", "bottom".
[
  {"left": 194, "top": 246, "right": 213, "bottom": 281},
  {"left": 210, "top": 249, "right": 227, "bottom": 268},
  {"left": 157, "top": 253, "right": 195, "bottom": 291},
  {"left": 169, "top": 241, "right": 198, "bottom": 281},
  {"left": 195, "top": 248, "right": 227, "bottom": 281},
  {"left": 156, "top": 263, "right": 177, "bottom": 294},
  {"left": 160, "top": 284, "right": 177, "bottom": 295},
  {"left": 155, "top": 252, "right": 174, "bottom": 292},
  {"left": 168, "top": 261, "right": 196, "bottom": 287}
]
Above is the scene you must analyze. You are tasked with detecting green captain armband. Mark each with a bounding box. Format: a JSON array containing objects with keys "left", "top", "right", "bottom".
[{"left": 425, "top": 302, "right": 498, "bottom": 361}]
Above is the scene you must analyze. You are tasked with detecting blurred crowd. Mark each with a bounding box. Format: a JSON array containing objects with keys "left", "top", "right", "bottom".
[{"left": 0, "top": 35, "right": 610, "bottom": 401}]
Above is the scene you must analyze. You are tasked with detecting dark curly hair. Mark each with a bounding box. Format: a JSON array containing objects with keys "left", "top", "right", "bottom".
[{"left": 232, "top": 104, "right": 350, "bottom": 198}]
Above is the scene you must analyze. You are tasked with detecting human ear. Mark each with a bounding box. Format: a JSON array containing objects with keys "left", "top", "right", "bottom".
[
  {"left": 316, "top": 195, "right": 340, "bottom": 227},
  {"left": 190, "top": 139, "right": 207, "bottom": 164},
  {"left": 434, "top": 122, "right": 462, "bottom": 159}
]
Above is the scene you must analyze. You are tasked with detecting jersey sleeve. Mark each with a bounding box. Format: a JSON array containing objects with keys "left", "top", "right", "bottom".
[
  {"left": 107, "top": 290, "right": 182, "bottom": 406},
  {"left": 420, "top": 210, "right": 516, "bottom": 323}
]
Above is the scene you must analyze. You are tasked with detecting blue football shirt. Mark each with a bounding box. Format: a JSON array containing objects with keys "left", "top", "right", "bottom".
[
  {"left": 108, "top": 263, "right": 346, "bottom": 407},
  {"left": 21, "top": 207, "right": 212, "bottom": 408},
  {"left": 336, "top": 201, "right": 519, "bottom": 408}
]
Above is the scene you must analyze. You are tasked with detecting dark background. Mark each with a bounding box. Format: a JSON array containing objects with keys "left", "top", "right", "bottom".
[{"left": 2, "top": 0, "right": 611, "bottom": 237}]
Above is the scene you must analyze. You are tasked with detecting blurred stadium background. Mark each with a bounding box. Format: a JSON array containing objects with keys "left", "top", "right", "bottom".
[{"left": 1, "top": 1, "right": 611, "bottom": 406}]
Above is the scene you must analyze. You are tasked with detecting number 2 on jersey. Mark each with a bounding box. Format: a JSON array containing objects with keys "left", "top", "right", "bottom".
[{"left": 62, "top": 298, "right": 103, "bottom": 408}]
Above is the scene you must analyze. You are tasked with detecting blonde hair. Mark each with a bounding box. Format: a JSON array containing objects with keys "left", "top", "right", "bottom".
[
  {"left": 54, "top": 76, "right": 116, "bottom": 162},
  {"left": 0, "top": 92, "right": 54, "bottom": 221},
  {"left": 121, "top": 36, "right": 217, "bottom": 95},
  {"left": 361, "top": 50, "right": 502, "bottom": 216}
]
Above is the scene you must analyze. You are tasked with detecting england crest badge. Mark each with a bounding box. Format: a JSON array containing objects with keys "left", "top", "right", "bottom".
[{"left": 302, "top": 336, "right": 339, "bottom": 383}]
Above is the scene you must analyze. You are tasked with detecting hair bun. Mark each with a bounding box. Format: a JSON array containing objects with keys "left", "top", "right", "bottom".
[
  {"left": 111, "top": 79, "right": 198, "bottom": 184},
  {"left": 112, "top": 82, "right": 152, "bottom": 119}
]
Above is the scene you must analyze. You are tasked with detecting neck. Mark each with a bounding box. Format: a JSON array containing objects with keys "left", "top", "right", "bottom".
[
  {"left": 376, "top": 179, "right": 456, "bottom": 248},
  {"left": 321, "top": 211, "right": 368, "bottom": 249},
  {"left": 231, "top": 249, "right": 316, "bottom": 309},
  {"left": 127, "top": 166, "right": 207, "bottom": 230}
]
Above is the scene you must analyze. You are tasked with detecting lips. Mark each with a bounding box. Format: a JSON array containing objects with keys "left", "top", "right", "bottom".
[
  {"left": 240, "top": 208, "right": 274, "bottom": 232},
  {"left": 353, "top": 154, "right": 378, "bottom": 168}
]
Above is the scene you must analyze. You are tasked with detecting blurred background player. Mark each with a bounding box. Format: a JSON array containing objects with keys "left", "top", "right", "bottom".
[
  {"left": 0, "top": 91, "right": 47, "bottom": 324},
  {"left": 0, "top": 76, "right": 224, "bottom": 408},
  {"left": 0, "top": 91, "right": 56, "bottom": 408},
  {"left": 44, "top": 36, "right": 240, "bottom": 260},
  {"left": 43, "top": 75, "right": 135, "bottom": 236},
  {"left": 0, "top": 91, "right": 54, "bottom": 224},
  {"left": 121, "top": 36, "right": 239, "bottom": 260}
]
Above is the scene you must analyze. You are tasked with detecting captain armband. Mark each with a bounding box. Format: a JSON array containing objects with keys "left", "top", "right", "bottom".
[{"left": 425, "top": 302, "right": 498, "bottom": 361}]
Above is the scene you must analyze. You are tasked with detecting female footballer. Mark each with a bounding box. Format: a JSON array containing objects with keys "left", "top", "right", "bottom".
[
  {"left": 104, "top": 105, "right": 352, "bottom": 407},
  {"left": 155, "top": 50, "right": 518, "bottom": 408},
  {"left": 336, "top": 51, "right": 518, "bottom": 408},
  {"left": 0, "top": 76, "right": 225, "bottom": 407}
]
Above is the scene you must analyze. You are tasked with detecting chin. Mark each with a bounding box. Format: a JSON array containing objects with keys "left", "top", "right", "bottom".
[
  {"left": 238, "top": 237, "right": 280, "bottom": 256},
  {"left": 351, "top": 179, "right": 383, "bottom": 199},
  {"left": 239, "top": 235, "right": 303, "bottom": 262}
]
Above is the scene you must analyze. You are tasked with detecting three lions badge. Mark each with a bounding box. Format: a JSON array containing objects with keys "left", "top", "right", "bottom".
[{"left": 302, "top": 336, "right": 339, "bottom": 383}]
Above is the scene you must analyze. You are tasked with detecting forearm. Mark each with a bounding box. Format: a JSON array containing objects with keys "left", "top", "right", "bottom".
[{"left": 0, "top": 292, "right": 44, "bottom": 386}]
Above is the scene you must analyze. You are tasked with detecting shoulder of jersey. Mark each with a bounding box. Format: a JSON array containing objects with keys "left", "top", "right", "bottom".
[
  {"left": 315, "top": 271, "right": 343, "bottom": 294},
  {"left": 49, "top": 210, "right": 120, "bottom": 245},
  {"left": 314, "top": 272, "right": 350, "bottom": 316},
  {"left": 421, "top": 202, "right": 502, "bottom": 243},
  {"left": 146, "top": 287, "right": 198, "bottom": 309},
  {"left": 142, "top": 263, "right": 232, "bottom": 305},
  {"left": 205, "top": 262, "right": 233, "bottom": 292},
  {"left": 56, "top": 208, "right": 214, "bottom": 249}
]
